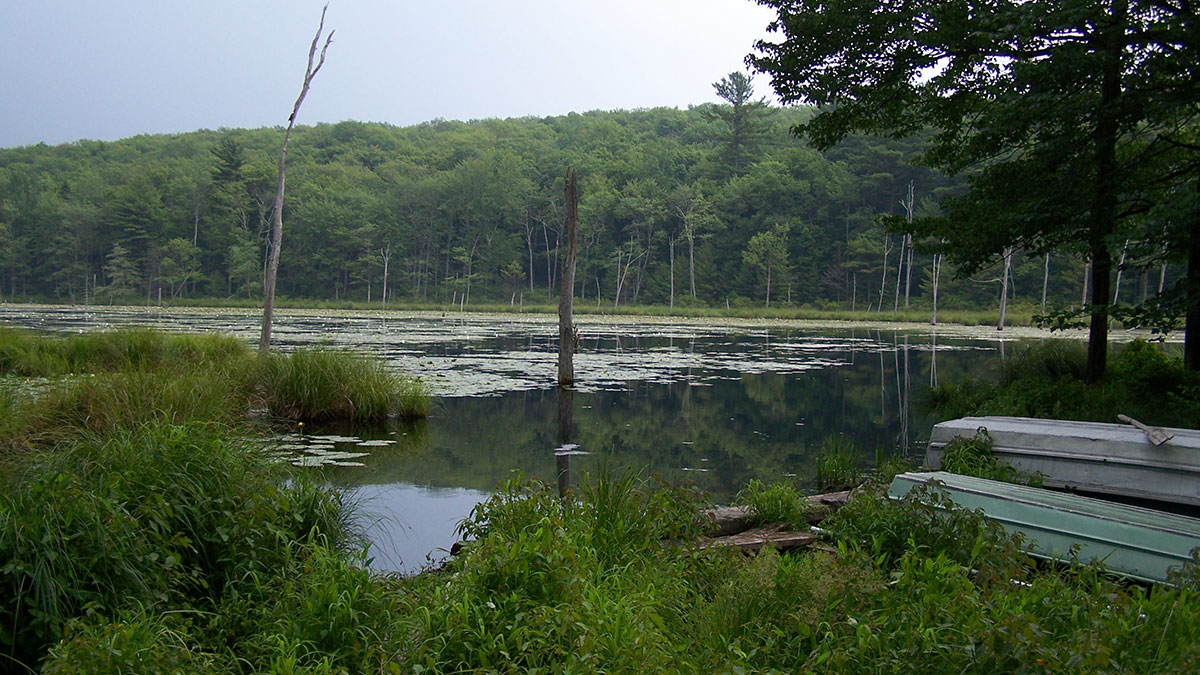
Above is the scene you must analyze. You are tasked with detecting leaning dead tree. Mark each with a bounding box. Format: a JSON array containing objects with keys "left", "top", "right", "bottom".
[
  {"left": 558, "top": 168, "right": 579, "bottom": 386},
  {"left": 260, "top": 5, "right": 334, "bottom": 353}
]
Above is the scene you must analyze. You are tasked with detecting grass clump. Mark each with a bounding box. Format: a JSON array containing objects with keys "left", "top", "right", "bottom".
[
  {"left": 735, "top": 478, "right": 811, "bottom": 528},
  {"left": 814, "top": 434, "right": 861, "bottom": 490},
  {"left": 925, "top": 339, "right": 1200, "bottom": 428},
  {"left": 261, "top": 348, "right": 431, "bottom": 422}
]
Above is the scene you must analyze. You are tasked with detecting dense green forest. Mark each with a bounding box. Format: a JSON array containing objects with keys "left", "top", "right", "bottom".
[{"left": 0, "top": 95, "right": 1152, "bottom": 314}]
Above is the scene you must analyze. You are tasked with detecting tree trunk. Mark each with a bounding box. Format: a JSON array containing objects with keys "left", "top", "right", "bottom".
[
  {"left": 998, "top": 248, "right": 1012, "bottom": 331},
  {"left": 1040, "top": 252, "right": 1050, "bottom": 322},
  {"left": 877, "top": 234, "right": 891, "bottom": 312},
  {"left": 668, "top": 237, "right": 676, "bottom": 311},
  {"left": 688, "top": 234, "right": 696, "bottom": 298},
  {"left": 1113, "top": 239, "right": 1129, "bottom": 306},
  {"left": 904, "top": 235, "right": 914, "bottom": 308},
  {"left": 381, "top": 242, "right": 390, "bottom": 310},
  {"left": 260, "top": 6, "right": 333, "bottom": 353},
  {"left": 1083, "top": 0, "right": 1126, "bottom": 383},
  {"left": 1186, "top": 177, "right": 1200, "bottom": 370},
  {"left": 1082, "top": 260, "right": 1091, "bottom": 308},
  {"left": 931, "top": 253, "right": 941, "bottom": 326},
  {"left": 559, "top": 169, "right": 579, "bottom": 385}
]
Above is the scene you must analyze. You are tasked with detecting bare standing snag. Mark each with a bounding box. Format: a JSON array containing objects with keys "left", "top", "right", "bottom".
[{"left": 260, "top": 5, "right": 334, "bottom": 353}]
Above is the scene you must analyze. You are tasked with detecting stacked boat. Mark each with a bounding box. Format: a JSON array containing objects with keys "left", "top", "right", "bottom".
[{"left": 896, "top": 416, "right": 1200, "bottom": 584}]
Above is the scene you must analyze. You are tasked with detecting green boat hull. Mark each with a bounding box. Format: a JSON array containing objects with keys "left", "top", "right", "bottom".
[{"left": 888, "top": 471, "right": 1200, "bottom": 584}]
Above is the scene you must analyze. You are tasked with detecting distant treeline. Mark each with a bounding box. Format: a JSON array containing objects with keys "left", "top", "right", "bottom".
[{"left": 0, "top": 104, "right": 1161, "bottom": 312}]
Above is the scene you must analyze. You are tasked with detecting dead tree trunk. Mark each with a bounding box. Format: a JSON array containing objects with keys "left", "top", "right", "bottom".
[
  {"left": 998, "top": 247, "right": 1013, "bottom": 331},
  {"left": 931, "top": 252, "right": 942, "bottom": 326},
  {"left": 260, "top": 5, "right": 333, "bottom": 353},
  {"left": 558, "top": 169, "right": 579, "bottom": 386},
  {"left": 380, "top": 241, "right": 391, "bottom": 309},
  {"left": 1040, "top": 252, "right": 1050, "bottom": 323}
]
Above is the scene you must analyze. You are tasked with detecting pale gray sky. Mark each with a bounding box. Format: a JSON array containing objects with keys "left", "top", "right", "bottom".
[{"left": 0, "top": 0, "right": 778, "bottom": 148}]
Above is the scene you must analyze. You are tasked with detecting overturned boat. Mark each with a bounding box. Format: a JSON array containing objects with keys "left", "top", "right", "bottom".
[
  {"left": 889, "top": 471, "right": 1200, "bottom": 584},
  {"left": 926, "top": 416, "right": 1200, "bottom": 508}
]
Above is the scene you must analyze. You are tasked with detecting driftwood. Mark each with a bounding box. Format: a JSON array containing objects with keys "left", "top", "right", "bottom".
[
  {"left": 698, "top": 525, "right": 818, "bottom": 552},
  {"left": 704, "top": 489, "right": 852, "bottom": 537}
]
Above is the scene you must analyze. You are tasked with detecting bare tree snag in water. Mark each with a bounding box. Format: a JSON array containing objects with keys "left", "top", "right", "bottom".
[
  {"left": 260, "top": 5, "right": 334, "bottom": 353},
  {"left": 558, "top": 168, "right": 579, "bottom": 386},
  {"left": 997, "top": 247, "right": 1012, "bottom": 330}
]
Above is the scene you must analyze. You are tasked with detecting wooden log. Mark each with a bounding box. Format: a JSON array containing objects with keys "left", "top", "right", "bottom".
[{"left": 699, "top": 526, "right": 819, "bottom": 552}]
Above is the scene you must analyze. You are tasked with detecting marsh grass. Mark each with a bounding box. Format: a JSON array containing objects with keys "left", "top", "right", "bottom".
[
  {"left": 0, "top": 327, "right": 252, "bottom": 377},
  {"left": 261, "top": 348, "right": 431, "bottom": 422},
  {"left": 0, "top": 422, "right": 353, "bottom": 668},
  {"left": 159, "top": 296, "right": 1036, "bottom": 326},
  {"left": 24, "top": 369, "right": 255, "bottom": 441},
  {"left": 925, "top": 339, "right": 1200, "bottom": 427},
  {"left": 814, "top": 434, "right": 862, "bottom": 490}
]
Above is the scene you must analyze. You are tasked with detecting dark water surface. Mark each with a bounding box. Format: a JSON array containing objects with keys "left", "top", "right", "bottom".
[{"left": 2, "top": 305, "right": 1071, "bottom": 572}]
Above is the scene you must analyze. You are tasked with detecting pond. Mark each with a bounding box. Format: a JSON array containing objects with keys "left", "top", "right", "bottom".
[{"left": 1, "top": 304, "right": 1113, "bottom": 573}]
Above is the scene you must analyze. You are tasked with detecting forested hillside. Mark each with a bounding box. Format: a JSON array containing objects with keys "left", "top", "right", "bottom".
[{"left": 0, "top": 96, "right": 1126, "bottom": 313}]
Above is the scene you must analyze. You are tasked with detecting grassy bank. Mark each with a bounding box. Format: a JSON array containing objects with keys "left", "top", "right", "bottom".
[
  {"left": 0, "top": 327, "right": 429, "bottom": 671},
  {"left": 0, "top": 327, "right": 431, "bottom": 438},
  {"left": 8, "top": 423, "right": 1200, "bottom": 671},
  {"left": 925, "top": 339, "right": 1200, "bottom": 428}
]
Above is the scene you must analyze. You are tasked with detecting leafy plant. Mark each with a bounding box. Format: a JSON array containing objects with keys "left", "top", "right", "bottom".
[
  {"left": 735, "top": 478, "right": 811, "bottom": 528},
  {"left": 940, "top": 427, "right": 1042, "bottom": 486}
]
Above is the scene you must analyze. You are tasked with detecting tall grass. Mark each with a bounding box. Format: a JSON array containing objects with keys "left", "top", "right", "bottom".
[
  {"left": 396, "top": 470, "right": 1200, "bottom": 672},
  {"left": 0, "top": 422, "right": 353, "bottom": 668},
  {"left": 0, "top": 326, "right": 252, "bottom": 377},
  {"left": 261, "top": 349, "right": 431, "bottom": 422},
  {"left": 925, "top": 339, "right": 1200, "bottom": 427},
  {"left": 814, "top": 434, "right": 861, "bottom": 490}
]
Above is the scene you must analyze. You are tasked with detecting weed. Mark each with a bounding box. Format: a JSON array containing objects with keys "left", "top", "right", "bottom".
[
  {"left": 735, "top": 478, "right": 811, "bottom": 528},
  {"left": 815, "top": 434, "right": 861, "bottom": 490},
  {"left": 940, "top": 427, "right": 1042, "bottom": 485}
]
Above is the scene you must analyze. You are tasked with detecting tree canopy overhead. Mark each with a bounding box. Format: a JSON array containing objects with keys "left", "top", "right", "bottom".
[{"left": 751, "top": 0, "right": 1200, "bottom": 376}]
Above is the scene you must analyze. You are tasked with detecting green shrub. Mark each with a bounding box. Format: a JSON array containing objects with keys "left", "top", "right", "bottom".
[
  {"left": 735, "top": 478, "right": 811, "bottom": 528},
  {"left": 925, "top": 339, "right": 1200, "bottom": 428},
  {"left": 41, "top": 610, "right": 229, "bottom": 675},
  {"left": 261, "top": 349, "right": 431, "bottom": 422}
]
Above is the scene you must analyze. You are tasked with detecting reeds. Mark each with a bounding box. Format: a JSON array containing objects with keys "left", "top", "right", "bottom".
[
  {"left": 814, "top": 434, "right": 861, "bottom": 490},
  {"left": 261, "top": 348, "right": 431, "bottom": 422}
]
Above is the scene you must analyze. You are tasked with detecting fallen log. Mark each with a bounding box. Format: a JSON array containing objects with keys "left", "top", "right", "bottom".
[{"left": 698, "top": 525, "right": 818, "bottom": 552}]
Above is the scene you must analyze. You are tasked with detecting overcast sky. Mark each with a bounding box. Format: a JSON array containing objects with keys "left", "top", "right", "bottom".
[{"left": 0, "top": 0, "right": 779, "bottom": 149}]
